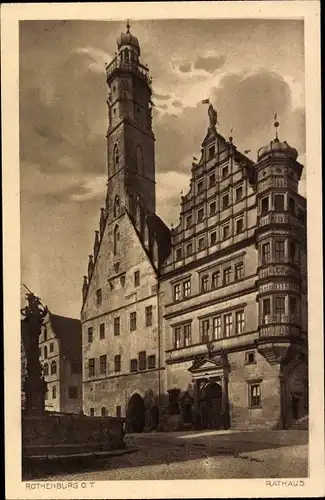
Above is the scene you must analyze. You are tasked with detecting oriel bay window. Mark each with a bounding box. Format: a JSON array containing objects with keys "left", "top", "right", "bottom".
[
  {"left": 262, "top": 298, "right": 271, "bottom": 323},
  {"left": 275, "top": 240, "right": 285, "bottom": 262},
  {"left": 274, "top": 194, "right": 285, "bottom": 212},
  {"left": 275, "top": 296, "right": 285, "bottom": 319},
  {"left": 261, "top": 242, "right": 271, "bottom": 265}
]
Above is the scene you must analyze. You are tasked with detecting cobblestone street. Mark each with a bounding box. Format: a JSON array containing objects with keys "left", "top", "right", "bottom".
[{"left": 27, "top": 430, "right": 308, "bottom": 481}]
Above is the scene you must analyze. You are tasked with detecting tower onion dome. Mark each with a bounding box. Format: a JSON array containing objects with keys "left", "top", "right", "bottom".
[
  {"left": 257, "top": 118, "right": 298, "bottom": 161},
  {"left": 117, "top": 21, "right": 140, "bottom": 56}
]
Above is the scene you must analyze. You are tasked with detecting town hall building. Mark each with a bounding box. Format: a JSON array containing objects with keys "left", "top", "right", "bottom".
[{"left": 81, "top": 22, "right": 308, "bottom": 431}]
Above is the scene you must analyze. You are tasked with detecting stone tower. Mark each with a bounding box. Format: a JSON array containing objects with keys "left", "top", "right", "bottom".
[
  {"left": 105, "top": 21, "right": 155, "bottom": 235},
  {"left": 254, "top": 119, "right": 307, "bottom": 366}
]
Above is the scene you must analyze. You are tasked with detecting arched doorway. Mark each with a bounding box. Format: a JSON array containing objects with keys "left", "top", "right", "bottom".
[
  {"left": 126, "top": 393, "right": 145, "bottom": 433},
  {"left": 199, "top": 381, "right": 222, "bottom": 430}
]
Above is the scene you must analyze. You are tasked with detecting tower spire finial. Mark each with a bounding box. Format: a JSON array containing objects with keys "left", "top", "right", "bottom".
[
  {"left": 274, "top": 113, "right": 279, "bottom": 141},
  {"left": 126, "top": 20, "right": 130, "bottom": 33}
]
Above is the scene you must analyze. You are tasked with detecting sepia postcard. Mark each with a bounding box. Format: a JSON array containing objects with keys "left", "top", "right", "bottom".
[{"left": 2, "top": 1, "right": 324, "bottom": 498}]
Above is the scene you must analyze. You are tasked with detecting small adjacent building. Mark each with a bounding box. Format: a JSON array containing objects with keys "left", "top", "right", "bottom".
[{"left": 21, "top": 312, "right": 83, "bottom": 414}]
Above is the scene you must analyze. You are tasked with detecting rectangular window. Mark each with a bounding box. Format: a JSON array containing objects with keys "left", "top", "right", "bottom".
[
  {"left": 290, "top": 296, "right": 298, "bottom": 318},
  {"left": 174, "top": 327, "right": 182, "bottom": 349},
  {"left": 212, "top": 270, "right": 220, "bottom": 289},
  {"left": 201, "top": 319, "right": 210, "bottom": 342},
  {"left": 130, "top": 358, "right": 138, "bottom": 372},
  {"left": 100, "top": 354, "right": 107, "bottom": 375},
  {"left": 289, "top": 242, "right": 297, "bottom": 262},
  {"left": 130, "top": 311, "right": 137, "bottom": 331},
  {"left": 183, "top": 280, "right": 191, "bottom": 298},
  {"left": 235, "top": 186, "right": 243, "bottom": 202},
  {"left": 209, "top": 173, "right": 216, "bottom": 188},
  {"left": 222, "top": 224, "right": 230, "bottom": 240},
  {"left": 209, "top": 201, "right": 216, "bottom": 216},
  {"left": 245, "top": 351, "right": 256, "bottom": 365},
  {"left": 114, "top": 317, "right": 120, "bottom": 336},
  {"left": 224, "top": 313, "right": 233, "bottom": 337},
  {"left": 249, "top": 383, "right": 261, "bottom": 408},
  {"left": 197, "top": 208, "right": 204, "bottom": 222},
  {"left": 88, "top": 327, "right": 93, "bottom": 343},
  {"left": 174, "top": 284, "right": 181, "bottom": 301},
  {"left": 262, "top": 298, "right": 271, "bottom": 322},
  {"left": 274, "top": 194, "right": 285, "bottom": 212},
  {"left": 261, "top": 242, "right": 271, "bottom": 264},
  {"left": 116, "top": 406, "right": 121, "bottom": 418},
  {"left": 198, "top": 237, "right": 205, "bottom": 251},
  {"left": 99, "top": 323, "right": 105, "bottom": 339},
  {"left": 236, "top": 218, "right": 244, "bottom": 234},
  {"left": 134, "top": 270, "right": 140, "bottom": 287},
  {"left": 201, "top": 275, "right": 209, "bottom": 292},
  {"left": 148, "top": 355, "right": 156, "bottom": 369},
  {"left": 275, "top": 296, "right": 285, "bottom": 316},
  {"left": 52, "top": 386, "right": 56, "bottom": 399},
  {"left": 90, "top": 408, "right": 95, "bottom": 417},
  {"left": 213, "top": 316, "right": 222, "bottom": 340},
  {"left": 186, "top": 214, "right": 192, "bottom": 228},
  {"left": 139, "top": 351, "right": 147, "bottom": 371},
  {"left": 145, "top": 305, "right": 153, "bottom": 326},
  {"left": 114, "top": 355, "right": 121, "bottom": 372},
  {"left": 222, "top": 193, "right": 229, "bottom": 209},
  {"left": 223, "top": 267, "right": 232, "bottom": 285},
  {"left": 68, "top": 386, "right": 78, "bottom": 399},
  {"left": 222, "top": 165, "right": 229, "bottom": 178},
  {"left": 96, "top": 288, "right": 102, "bottom": 306},
  {"left": 289, "top": 197, "right": 295, "bottom": 214},
  {"left": 50, "top": 342, "right": 54, "bottom": 353},
  {"left": 235, "top": 310, "right": 245, "bottom": 334},
  {"left": 235, "top": 262, "right": 244, "bottom": 280},
  {"left": 210, "top": 231, "right": 217, "bottom": 246},
  {"left": 261, "top": 197, "right": 269, "bottom": 214},
  {"left": 184, "top": 324, "right": 192, "bottom": 346},
  {"left": 176, "top": 247, "right": 182, "bottom": 261},
  {"left": 101, "top": 407, "right": 107, "bottom": 417},
  {"left": 275, "top": 240, "right": 285, "bottom": 262},
  {"left": 88, "top": 358, "right": 95, "bottom": 377},
  {"left": 208, "top": 145, "right": 215, "bottom": 159},
  {"left": 186, "top": 242, "right": 193, "bottom": 256},
  {"left": 197, "top": 181, "right": 204, "bottom": 193}
]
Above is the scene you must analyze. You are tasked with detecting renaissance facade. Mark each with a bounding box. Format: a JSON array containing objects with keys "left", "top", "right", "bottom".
[{"left": 81, "top": 23, "right": 308, "bottom": 431}]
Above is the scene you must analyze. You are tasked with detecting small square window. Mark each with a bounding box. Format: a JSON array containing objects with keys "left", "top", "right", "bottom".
[
  {"left": 100, "top": 323, "right": 105, "bottom": 339},
  {"left": 68, "top": 386, "right": 78, "bottom": 399},
  {"left": 209, "top": 173, "right": 216, "bottom": 188},
  {"left": 174, "top": 284, "right": 181, "bottom": 301},
  {"left": 186, "top": 214, "right": 192, "bottom": 228},
  {"left": 183, "top": 280, "right": 191, "bottom": 298},
  {"left": 261, "top": 197, "right": 269, "bottom": 214},
  {"left": 176, "top": 247, "right": 182, "bottom": 261},
  {"left": 222, "top": 166, "right": 229, "bottom": 178},
  {"left": 197, "top": 208, "right": 204, "bottom": 222},
  {"left": 209, "top": 201, "right": 216, "bottom": 216},
  {"left": 210, "top": 231, "right": 217, "bottom": 246},
  {"left": 274, "top": 194, "right": 285, "bottom": 212},
  {"left": 197, "top": 181, "right": 204, "bottom": 193},
  {"left": 222, "top": 225, "right": 230, "bottom": 240},
  {"left": 222, "top": 194, "right": 229, "bottom": 209},
  {"left": 208, "top": 145, "right": 215, "bottom": 159},
  {"left": 134, "top": 271, "right": 140, "bottom": 287},
  {"left": 186, "top": 242, "right": 193, "bottom": 256},
  {"left": 201, "top": 275, "right": 209, "bottom": 292},
  {"left": 148, "top": 355, "right": 156, "bottom": 369},
  {"left": 235, "top": 186, "right": 243, "bottom": 202},
  {"left": 198, "top": 237, "right": 205, "bottom": 251},
  {"left": 130, "top": 358, "right": 138, "bottom": 372}
]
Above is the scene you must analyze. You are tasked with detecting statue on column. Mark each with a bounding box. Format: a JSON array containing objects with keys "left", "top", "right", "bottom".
[{"left": 21, "top": 288, "right": 48, "bottom": 415}]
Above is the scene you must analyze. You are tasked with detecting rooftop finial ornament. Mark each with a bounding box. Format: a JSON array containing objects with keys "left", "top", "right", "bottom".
[
  {"left": 274, "top": 113, "right": 279, "bottom": 141},
  {"left": 126, "top": 20, "right": 130, "bottom": 33}
]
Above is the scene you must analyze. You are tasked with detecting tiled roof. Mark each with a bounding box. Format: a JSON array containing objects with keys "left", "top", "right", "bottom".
[{"left": 48, "top": 312, "right": 81, "bottom": 363}]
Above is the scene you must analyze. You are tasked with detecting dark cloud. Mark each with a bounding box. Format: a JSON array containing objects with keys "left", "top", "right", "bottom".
[
  {"left": 178, "top": 63, "right": 192, "bottom": 73},
  {"left": 172, "top": 100, "right": 183, "bottom": 108},
  {"left": 193, "top": 54, "right": 225, "bottom": 73}
]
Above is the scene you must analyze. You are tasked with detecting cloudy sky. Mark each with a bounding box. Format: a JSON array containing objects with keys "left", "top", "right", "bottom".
[{"left": 20, "top": 19, "right": 305, "bottom": 318}]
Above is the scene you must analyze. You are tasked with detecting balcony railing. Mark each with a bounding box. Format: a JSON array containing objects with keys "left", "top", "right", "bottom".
[
  {"left": 258, "top": 264, "right": 301, "bottom": 281},
  {"left": 106, "top": 59, "right": 151, "bottom": 85},
  {"left": 260, "top": 314, "right": 300, "bottom": 325},
  {"left": 258, "top": 212, "right": 304, "bottom": 229},
  {"left": 259, "top": 324, "right": 301, "bottom": 338}
]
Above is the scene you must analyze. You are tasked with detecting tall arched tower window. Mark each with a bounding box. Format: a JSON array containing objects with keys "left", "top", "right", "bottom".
[
  {"left": 114, "top": 225, "right": 120, "bottom": 255},
  {"left": 136, "top": 145, "right": 143, "bottom": 174},
  {"left": 114, "top": 195, "right": 120, "bottom": 218},
  {"left": 113, "top": 144, "right": 119, "bottom": 173}
]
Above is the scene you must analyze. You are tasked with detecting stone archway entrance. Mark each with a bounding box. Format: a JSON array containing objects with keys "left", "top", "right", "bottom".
[
  {"left": 126, "top": 393, "right": 145, "bottom": 433},
  {"left": 199, "top": 381, "right": 223, "bottom": 430}
]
